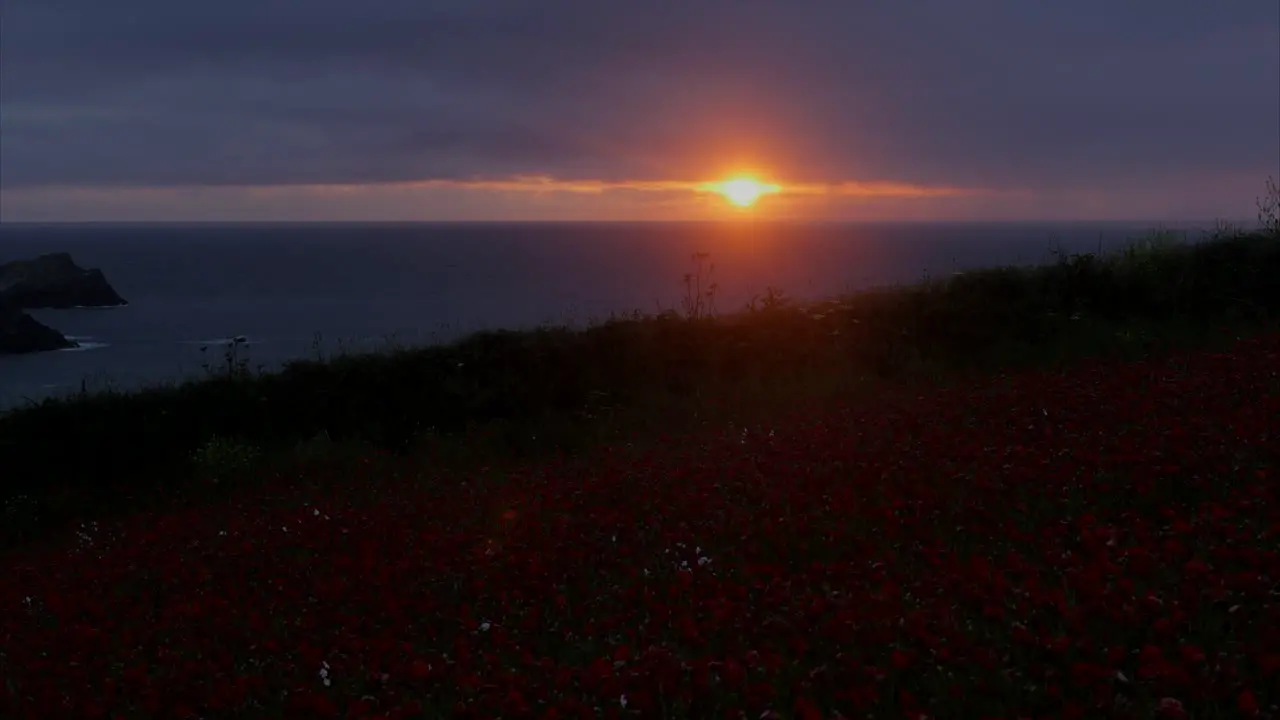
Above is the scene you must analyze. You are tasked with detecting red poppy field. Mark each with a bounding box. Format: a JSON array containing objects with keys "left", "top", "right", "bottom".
[{"left": 3, "top": 333, "right": 1278, "bottom": 719}]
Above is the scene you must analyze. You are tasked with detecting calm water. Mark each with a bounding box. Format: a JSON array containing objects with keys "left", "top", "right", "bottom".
[{"left": 0, "top": 221, "right": 1188, "bottom": 409}]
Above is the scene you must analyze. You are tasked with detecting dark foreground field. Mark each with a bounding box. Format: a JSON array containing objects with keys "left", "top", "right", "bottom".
[{"left": 3, "top": 331, "right": 1277, "bottom": 719}]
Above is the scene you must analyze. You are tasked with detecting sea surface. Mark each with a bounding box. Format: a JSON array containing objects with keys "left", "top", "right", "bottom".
[{"left": 0, "top": 221, "right": 1205, "bottom": 410}]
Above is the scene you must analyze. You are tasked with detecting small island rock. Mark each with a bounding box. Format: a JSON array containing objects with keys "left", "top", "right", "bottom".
[
  {"left": 0, "top": 298, "right": 78, "bottom": 354},
  {"left": 0, "top": 252, "right": 128, "bottom": 309}
]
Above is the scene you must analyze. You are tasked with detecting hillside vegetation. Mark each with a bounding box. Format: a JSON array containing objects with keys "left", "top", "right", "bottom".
[{"left": 1, "top": 220, "right": 1278, "bottom": 545}]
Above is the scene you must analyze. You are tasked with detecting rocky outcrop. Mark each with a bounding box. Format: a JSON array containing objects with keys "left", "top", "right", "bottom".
[
  {"left": 0, "top": 252, "right": 127, "bottom": 309},
  {"left": 0, "top": 298, "right": 77, "bottom": 354}
]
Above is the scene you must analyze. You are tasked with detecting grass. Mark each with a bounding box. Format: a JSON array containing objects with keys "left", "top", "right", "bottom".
[
  {"left": 2, "top": 323, "right": 1277, "bottom": 718},
  {"left": 1, "top": 218, "right": 1279, "bottom": 548}
]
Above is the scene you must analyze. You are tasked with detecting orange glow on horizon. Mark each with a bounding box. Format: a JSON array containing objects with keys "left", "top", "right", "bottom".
[
  {"left": 706, "top": 176, "right": 783, "bottom": 208},
  {"left": 210, "top": 173, "right": 983, "bottom": 202},
  {"left": 5, "top": 175, "right": 993, "bottom": 223}
]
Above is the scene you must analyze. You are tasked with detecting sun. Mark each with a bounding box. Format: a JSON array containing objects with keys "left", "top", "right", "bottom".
[{"left": 716, "top": 176, "right": 781, "bottom": 208}]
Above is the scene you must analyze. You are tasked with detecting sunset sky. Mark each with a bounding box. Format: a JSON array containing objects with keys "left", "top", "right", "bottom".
[{"left": 2, "top": 1, "right": 1277, "bottom": 223}]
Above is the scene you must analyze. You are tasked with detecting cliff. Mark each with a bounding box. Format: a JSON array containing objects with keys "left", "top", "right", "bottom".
[
  {"left": 0, "top": 252, "right": 128, "bottom": 309},
  {"left": 0, "top": 298, "right": 77, "bottom": 354}
]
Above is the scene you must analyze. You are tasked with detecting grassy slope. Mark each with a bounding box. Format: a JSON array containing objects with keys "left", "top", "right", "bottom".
[
  {"left": 1, "top": 229, "right": 1278, "bottom": 546},
  {"left": 2, "top": 323, "right": 1277, "bottom": 719}
]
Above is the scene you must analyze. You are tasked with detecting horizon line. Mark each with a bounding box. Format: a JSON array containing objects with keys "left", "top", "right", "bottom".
[{"left": 0, "top": 218, "right": 1248, "bottom": 228}]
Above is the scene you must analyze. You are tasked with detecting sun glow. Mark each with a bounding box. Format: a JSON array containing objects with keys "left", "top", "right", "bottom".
[{"left": 714, "top": 176, "right": 781, "bottom": 208}]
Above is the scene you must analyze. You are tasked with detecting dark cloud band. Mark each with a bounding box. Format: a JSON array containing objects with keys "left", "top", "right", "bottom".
[{"left": 1, "top": 1, "right": 1276, "bottom": 192}]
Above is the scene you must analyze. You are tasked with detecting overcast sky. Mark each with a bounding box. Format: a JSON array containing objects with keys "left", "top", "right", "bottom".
[{"left": 2, "top": 1, "right": 1277, "bottom": 221}]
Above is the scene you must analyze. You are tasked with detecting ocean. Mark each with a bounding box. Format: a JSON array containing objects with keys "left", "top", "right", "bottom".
[{"left": 0, "top": 221, "right": 1193, "bottom": 410}]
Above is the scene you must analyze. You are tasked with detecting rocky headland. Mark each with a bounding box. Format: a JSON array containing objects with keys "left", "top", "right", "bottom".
[
  {"left": 0, "top": 252, "right": 128, "bottom": 309},
  {"left": 0, "top": 298, "right": 77, "bottom": 354},
  {"left": 0, "top": 253, "right": 127, "bottom": 354}
]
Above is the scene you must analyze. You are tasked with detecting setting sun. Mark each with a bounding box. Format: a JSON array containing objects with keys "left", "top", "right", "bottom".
[{"left": 715, "top": 176, "right": 781, "bottom": 208}]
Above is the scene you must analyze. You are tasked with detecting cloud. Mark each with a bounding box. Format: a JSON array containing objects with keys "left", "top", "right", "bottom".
[
  {"left": 348, "top": 177, "right": 985, "bottom": 199},
  {"left": 7, "top": 173, "right": 1262, "bottom": 223},
  {"left": 1, "top": 0, "right": 1277, "bottom": 218}
]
